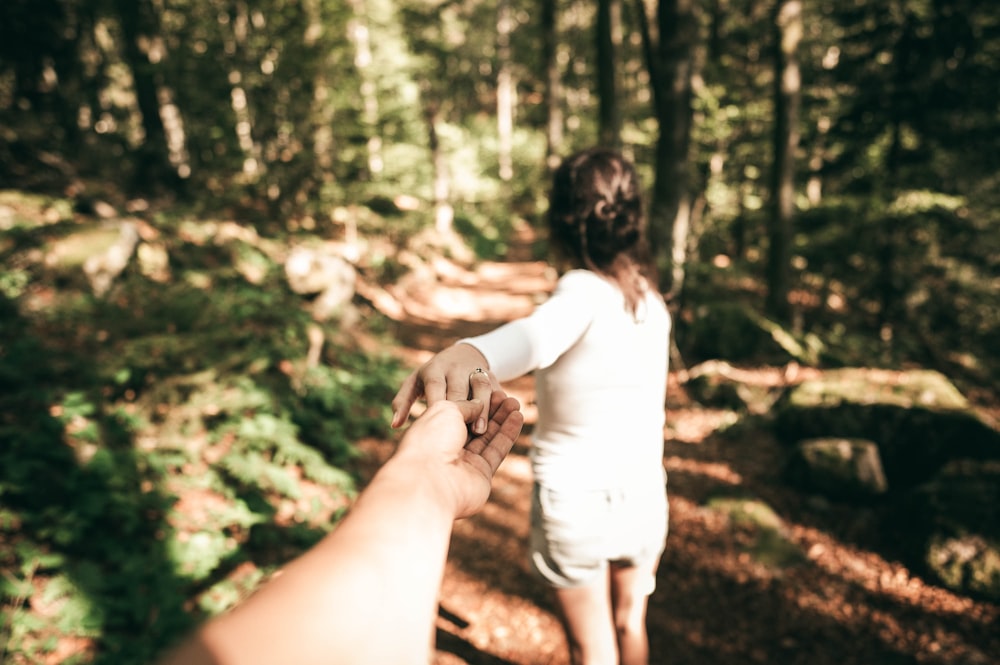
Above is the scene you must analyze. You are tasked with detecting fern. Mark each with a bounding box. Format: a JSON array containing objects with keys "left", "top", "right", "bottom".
[{"left": 219, "top": 450, "right": 301, "bottom": 500}]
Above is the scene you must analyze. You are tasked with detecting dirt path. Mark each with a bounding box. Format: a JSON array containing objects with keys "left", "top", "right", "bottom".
[{"left": 356, "top": 251, "right": 999, "bottom": 665}]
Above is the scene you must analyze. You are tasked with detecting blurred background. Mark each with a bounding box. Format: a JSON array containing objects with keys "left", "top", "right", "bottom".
[{"left": 1, "top": 1, "right": 997, "bottom": 663}]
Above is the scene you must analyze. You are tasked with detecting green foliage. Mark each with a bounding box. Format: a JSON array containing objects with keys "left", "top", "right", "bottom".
[
  {"left": 287, "top": 362, "right": 400, "bottom": 462},
  {"left": 0, "top": 206, "right": 402, "bottom": 664}
]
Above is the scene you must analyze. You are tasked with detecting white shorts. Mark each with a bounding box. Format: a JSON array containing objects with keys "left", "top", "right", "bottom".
[{"left": 528, "top": 477, "right": 668, "bottom": 590}]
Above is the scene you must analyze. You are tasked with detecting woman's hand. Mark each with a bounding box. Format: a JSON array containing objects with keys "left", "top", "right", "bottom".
[
  {"left": 391, "top": 343, "right": 499, "bottom": 434},
  {"left": 391, "top": 391, "right": 523, "bottom": 519}
]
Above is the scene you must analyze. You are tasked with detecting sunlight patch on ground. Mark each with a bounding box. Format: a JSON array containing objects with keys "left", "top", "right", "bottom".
[
  {"left": 497, "top": 454, "right": 532, "bottom": 482},
  {"left": 664, "top": 455, "right": 743, "bottom": 485},
  {"left": 795, "top": 525, "right": 994, "bottom": 620},
  {"left": 665, "top": 408, "right": 740, "bottom": 443},
  {"left": 436, "top": 567, "right": 566, "bottom": 665},
  {"left": 419, "top": 286, "right": 537, "bottom": 322}
]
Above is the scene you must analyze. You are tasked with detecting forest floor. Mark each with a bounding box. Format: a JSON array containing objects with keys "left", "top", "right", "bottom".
[
  {"left": 351, "top": 227, "right": 1000, "bottom": 665},
  {"left": 4, "top": 195, "right": 998, "bottom": 665}
]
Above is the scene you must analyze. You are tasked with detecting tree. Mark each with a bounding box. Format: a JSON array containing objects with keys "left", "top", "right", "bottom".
[
  {"left": 541, "top": 0, "right": 564, "bottom": 170},
  {"left": 635, "top": 0, "right": 700, "bottom": 296},
  {"left": 596, "top": 0, "right": 623, "bottom": 148},
  {"left": 765, "top": 0, "right": 801, "bottom": 321},
  {"left": 116, "top": 0, "right": 180, "bottom": 190},
  {"left": 497, "top": 0, "right": 514, "bottom": 181}
]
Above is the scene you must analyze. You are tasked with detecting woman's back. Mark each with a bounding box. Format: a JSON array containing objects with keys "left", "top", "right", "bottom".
[{"left": 531, "top": 270, "right": 670, "bottom": 491}]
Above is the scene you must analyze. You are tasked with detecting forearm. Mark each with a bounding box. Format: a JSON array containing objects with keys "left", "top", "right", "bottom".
[
  {"left": 460, "top": 274, "right": 596, "bottom": 381},
  {"left": 458, "top": 323, "right": 536, "bottom": 382},
  {"left": 160, "top": 458, "right": 455, "bottom": 665}
]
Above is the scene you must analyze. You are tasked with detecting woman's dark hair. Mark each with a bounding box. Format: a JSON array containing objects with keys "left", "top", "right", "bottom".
[{"left": 548, "top": 147, "right": 657, "bottom": 315}]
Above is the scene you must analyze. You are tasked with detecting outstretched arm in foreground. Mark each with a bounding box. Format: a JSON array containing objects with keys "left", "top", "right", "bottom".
[{"left": 157, "top": 392, "right": 523, "bottom": 665}]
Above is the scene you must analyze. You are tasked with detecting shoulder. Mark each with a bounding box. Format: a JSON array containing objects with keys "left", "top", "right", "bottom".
[
  {"left": 555, "top": 269, "right": 610, "bottom": 292},
  {"left": 533, "top": 270, "right": 602, "bottom": 320}
]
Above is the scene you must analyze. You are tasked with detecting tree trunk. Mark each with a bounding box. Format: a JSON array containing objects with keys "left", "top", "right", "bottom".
[
  {"left": 636, "top": 0, "right": 699, "bottom": 296},
  {"left": 766, "top": 0, "right": 801, "bottom": 322},
  {"left": 877, "top": 11, "right": 917, "bottom": 339},
  {"left": 307, "top": 0, "right": 336, "bottom": 173},
  {"left": 349, "top": 0, "right": 383, "bottom": 179},
  {"left": 496, "top": 0, "right": 514, "bottom": 182},
  {"left": 541, "top": 0, "right": 563, "bottom": 171},
  {"left": 115, "top": 0, "right": 175, "bottom": 189},
  {"left": 596, "top": 0, "right": 622, "bottom": 148},
  {"left": 425, "top": 98, "right": 453, "bottom": 233}
]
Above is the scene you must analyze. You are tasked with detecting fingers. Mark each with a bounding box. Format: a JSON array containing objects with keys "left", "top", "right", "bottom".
[
  {"left": 390, "top": 372, "right": 421, "bottom": 429},
  {"left": 422, "top": 374, "right": 448, "bottom": 406},
  {"left": 450, "top": 398, "right": 485, "bottom": 426},
  {"left": 466, "top": 394, "right": 523, "bottom": 474},
  {"left": 392, "top": 344, "right": 494, "bottom": 428},
  {"left": 467, "top": 367, "right": 494, "bottom": 434}
]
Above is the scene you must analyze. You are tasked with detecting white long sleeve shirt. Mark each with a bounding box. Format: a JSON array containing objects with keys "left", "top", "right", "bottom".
[{"left": 460, "top": 269, "right": 670, "bottom": 491}]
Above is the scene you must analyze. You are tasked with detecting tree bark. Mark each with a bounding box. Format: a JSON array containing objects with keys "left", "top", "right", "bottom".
[
  {"left": 425, "top": 97, "right": 453, "bottom": 233},
  {"left": 496, "top": 0, "right": 514, "bottom": 182},
  {"left": 766, "top": 0, "right": 801, "bottom": 322},
  {"left": 541, "top": 0, "right": 563, "bottom": 171},
  {"left": 636, "top": 0, "right": 699, "bottom": 296},
  {"left": 597, "top": 0, "right": 622, "bottom": 148},
  {"left": 115, "top": 0, "right": 175, "bottom": 189},
  {"left": 348, "top": 0, "right": 383, "bottom": 179}
]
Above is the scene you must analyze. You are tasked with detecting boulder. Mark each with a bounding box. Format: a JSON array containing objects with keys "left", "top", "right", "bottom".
[
  {"left": 785, "top": 437, "right": 888, "bottom": 499},
  {"left": 137, "top": 242, "right": 171, "bottom": 283},
  {"left": 84, "top": 222, "right": 141, "bottom": 296},
  {"left": 705, "top": 494, "right": 805, "bottom": 569},
  {"left": 890, "top": 461, "right": 1000, "bottom": 602},
  {"left": 773, "top": 368, "right": 1000, "bottom": 488},
  {"left": 284, "top": 247, "right": 357, "bottom": 322},
  {"left": 45, "top": 220, "right": 141, "bottom": 296},
  {"left": 285, "top": 247, "right": 354, "bottom": 295}
]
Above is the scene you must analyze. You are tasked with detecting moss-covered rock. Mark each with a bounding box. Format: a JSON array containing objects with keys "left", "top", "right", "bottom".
[
  {"left": 773, "top": 368, "right": 1000, "bottom": 488},
  {"left": 785, "top": 437, "right": 889, "bottom": 499},
  {"left": 890, "top": 461, "right": 1000, "bottom": 601},
  {"left": 705, "top": 495, "right": 806, "bottom": 569}
]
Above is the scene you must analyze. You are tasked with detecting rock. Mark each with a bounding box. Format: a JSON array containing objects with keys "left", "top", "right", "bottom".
[
  {"left": 85, "top": 223, "right": 140, "bottom": 295},
  {"left": 284, "top": 246, "right": 357, "bottom": 321},
  {"left": 785, "top": 437, "right": 888, "bottom": 499},
  {"left": 685, "top": 371, "right": 748, "bottom": 410},
  {"left": 890, "top": 461, "right": 1000, "bottom": 601},
  {"left": 285, "top": 247, "right": 355, "bottom": 296},
  {"left": 773, "top": 368, "right": 1000, "bottom": 488},
  {"left": 42, "top": 220, "right": 141, "bottom": 296},
  {"left": 137, "top": 242, "right": 171, "bottom": 283},
  {"left": 705, "top": 495, "right": 806, "bottom": 569}
]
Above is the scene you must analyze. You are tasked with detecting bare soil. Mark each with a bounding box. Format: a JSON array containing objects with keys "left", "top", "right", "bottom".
[{"left": 354, "top": 250, "right": 999, "bottom": 665}]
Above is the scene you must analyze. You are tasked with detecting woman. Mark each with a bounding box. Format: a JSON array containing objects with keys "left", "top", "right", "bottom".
[{"left": 392, "top": 147, "right": 671, "bottom": 665}]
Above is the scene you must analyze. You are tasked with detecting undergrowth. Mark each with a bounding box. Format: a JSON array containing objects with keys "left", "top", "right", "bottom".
[{"left": 0, "top": 203, "right": 405, "bottom": 664}]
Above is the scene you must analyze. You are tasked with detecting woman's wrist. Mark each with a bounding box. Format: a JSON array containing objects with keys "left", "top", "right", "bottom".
[{"left": 453, "top": 342, "right": 490, "bottom": 369}]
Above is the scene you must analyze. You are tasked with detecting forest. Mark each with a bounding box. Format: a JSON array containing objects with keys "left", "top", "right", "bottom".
[{"left": 1, "top": 0, "right": 998, "bottom": 663}]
